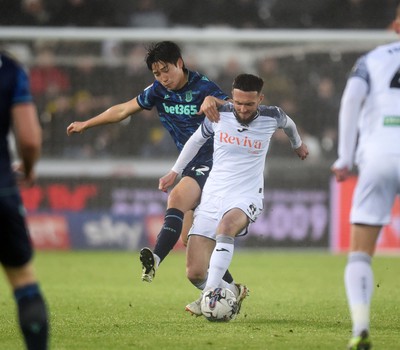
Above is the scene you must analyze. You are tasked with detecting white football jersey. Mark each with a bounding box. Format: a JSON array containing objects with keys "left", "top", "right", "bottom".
[
  {"left": 351, "top": 41, "right": 400, "bottom": 162},
  {"left": 199, "top": 103, "right": 291, "bottom": 198}
]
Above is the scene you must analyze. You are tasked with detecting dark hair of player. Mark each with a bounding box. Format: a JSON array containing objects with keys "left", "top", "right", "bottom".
[
  {"left": 232, "top": 74, "right": 264, "bottom": 93},
  {"left": 145, "top": 41, "right": 185, "bottom": 70}
]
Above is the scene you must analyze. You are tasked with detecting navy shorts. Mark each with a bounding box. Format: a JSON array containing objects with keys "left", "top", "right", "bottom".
[
  {"left": 182, "top": 162, "right": 212, "bottom": 191},
  {"left": 0, "top": 189, "right": 33, "bottom": 267}
]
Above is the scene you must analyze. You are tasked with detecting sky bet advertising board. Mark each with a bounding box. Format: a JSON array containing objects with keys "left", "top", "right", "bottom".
[{"left": 21, "top": 176, "right": 330, "bottom": 251}]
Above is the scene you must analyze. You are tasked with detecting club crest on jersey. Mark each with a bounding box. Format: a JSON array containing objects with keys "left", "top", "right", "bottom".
[{"left": 185, "top": 91, "right": 193, "bottom": 102}]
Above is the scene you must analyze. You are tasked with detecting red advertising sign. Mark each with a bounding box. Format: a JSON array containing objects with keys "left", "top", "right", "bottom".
[
  {"left": 21, "top": 184, "right": 98, "bottom": 211},
  {"left": 330, "top": 176, "right": 400, "bottom": 253},
  {"left": 27, "top": 214, "right": 70, "bottom": 250}
]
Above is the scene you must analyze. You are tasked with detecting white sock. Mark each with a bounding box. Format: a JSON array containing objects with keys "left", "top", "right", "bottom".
[
  {"left": 205, "top": 235, "right": 234, "bottom": 290},
  {"left": 154, "top": 254, "right": 161, "bottom": 268},
  {"left": 344, "top": 252, "right": 373, "bottom": 336}
]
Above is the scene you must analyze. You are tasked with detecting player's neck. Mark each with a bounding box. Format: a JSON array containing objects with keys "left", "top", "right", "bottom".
[{"left": 175, "top": 69, "right": 189, "bottom": 90}]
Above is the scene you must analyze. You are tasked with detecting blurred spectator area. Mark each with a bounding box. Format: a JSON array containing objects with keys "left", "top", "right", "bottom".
[
  {"left": 1, "top": 0, "right": 398, "bottom": 160},
  {"left": 0, "top": 38, "right": 356, "bottom": 161},
  {"left": 0, "top": 0, "right": 398, "bottom": 29}
]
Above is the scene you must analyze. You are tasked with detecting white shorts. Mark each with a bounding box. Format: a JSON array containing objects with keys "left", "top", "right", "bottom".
[
  {"left": 188, "top": 192, "right": 263, "bottom": 240},
  {"left": 351, "top": 155, "right": 400, "bottom": 226}
]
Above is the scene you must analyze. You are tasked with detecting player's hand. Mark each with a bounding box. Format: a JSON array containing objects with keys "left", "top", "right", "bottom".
[
  {"left": 67, "top": 121, "right": 86, "bottom": 135},
  {"left": 13, "top": 162, "right": 35, "bottom": 187},
  {"left": 331, "top": 158, "right": 352, "bottom": 182},
  {"left": 159, "top": 170, "right": 179, "bottom": 193},
  {"left": 294, "top": 143, "right": 309, "bottom": 160},
  {"left": 331, "top": 165, "right": 350, "bottom": 182},
  {"left": 198, "top": 96, "right": 220, "bottom": 122}
]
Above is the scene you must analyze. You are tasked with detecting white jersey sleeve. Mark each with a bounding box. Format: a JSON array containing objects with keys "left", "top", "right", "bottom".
[
  {"left": 334, "top": 76, "right": 368, "bottom": 170},
  {"left": 282, "top": 115, "right": 302, "bottom": 149}
]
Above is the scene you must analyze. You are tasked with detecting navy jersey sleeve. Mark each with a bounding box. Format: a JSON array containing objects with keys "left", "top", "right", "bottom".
[
  {"left": 137, "top": 83, "right": 156, "bottom": 110},
  {"left": 13, "top": 68, "right": 33, "bottom": 105}
]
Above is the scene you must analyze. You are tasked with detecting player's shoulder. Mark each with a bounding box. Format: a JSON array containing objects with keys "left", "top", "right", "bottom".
[
  {"left": 188, "top": 69, "right": 218, "bottom": 86},
  {"left": 367, "top": 41, "right": 400, "bottom": 60},
  {"left": 258, "top": 105, "right": 285, "bottom": 120},
  {"left": 0, "top": 50, "right": 22, "bottom": 72}
]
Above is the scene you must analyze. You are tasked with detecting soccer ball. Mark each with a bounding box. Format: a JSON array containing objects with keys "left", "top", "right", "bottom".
[{"left": 201, "top": 287, "right": 238, "bottom": 322}]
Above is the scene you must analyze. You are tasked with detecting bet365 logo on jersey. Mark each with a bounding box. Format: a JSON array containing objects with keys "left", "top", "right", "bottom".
[{"left": 162, "top": 103, "right": 197, "bottom": 115}]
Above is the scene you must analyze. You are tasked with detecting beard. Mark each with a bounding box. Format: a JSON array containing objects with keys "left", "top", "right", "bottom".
[{"left": 233, "top": 109, "right": 258, "bottom": 125}]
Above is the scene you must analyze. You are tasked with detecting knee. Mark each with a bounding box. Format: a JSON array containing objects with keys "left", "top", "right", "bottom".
[
  {"left": 167, "top": 187, "right": 186, "bottom": 209},
  {"left": 186, "top": 266, "right": 206, "bottom": 286}
]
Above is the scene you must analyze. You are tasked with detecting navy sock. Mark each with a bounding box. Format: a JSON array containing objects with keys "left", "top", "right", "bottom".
[
  {"left": 154, "top": 208, "right": 184, "bottom": 263},
  {"left": 14, "top": 283, "right": 49, "bottom": 350},
  {"left": 223, "top": 270, "right": 234, "bottom": 284}
]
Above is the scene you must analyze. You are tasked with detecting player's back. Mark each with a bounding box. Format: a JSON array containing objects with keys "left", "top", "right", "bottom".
[{"left": 357, "top": 41, "right": 400, "bottom": 159}]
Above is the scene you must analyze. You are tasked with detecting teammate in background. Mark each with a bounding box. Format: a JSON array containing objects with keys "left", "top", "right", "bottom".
[
  {"left": 160, "top": 74, "right": 308, "bottom": 316},
  {"left": 331, "top": 5, "right": 400, "bottom": 350},
  {"left": 0, "top": 51, "right": 49, "bottom": 349},
  {"left": 66, "top": 41, "right": 236, "bottom": 286}
]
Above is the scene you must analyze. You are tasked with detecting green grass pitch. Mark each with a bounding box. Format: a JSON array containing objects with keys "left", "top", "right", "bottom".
[{"left": 1, "top": 251, "right": 399, "bottom": 349}]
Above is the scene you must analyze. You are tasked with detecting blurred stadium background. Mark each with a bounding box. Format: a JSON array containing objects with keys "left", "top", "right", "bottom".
[{"left": 1, "top": 0, "right": 399, "bottom": 254}]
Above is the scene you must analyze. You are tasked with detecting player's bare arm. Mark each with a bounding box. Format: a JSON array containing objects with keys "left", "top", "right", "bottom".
[
  {"left": 12, "top": 103, "right": 42, "bottom": 187},
  {"left": 66, "top": 97, "right": 142, "bottom": 135},
  {"left": 198, "top": 96, "right": 229, "bottom": 123}
]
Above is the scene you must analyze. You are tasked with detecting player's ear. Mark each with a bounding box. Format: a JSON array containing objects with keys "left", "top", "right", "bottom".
[
  {"left": 394, "top": 20, "right": 400, "bottom": 34},
  {"left": 258, "top": 93, "right": 264, "bottom": 103},
  {"left": 177, "top": 57, "right": 184, "bottom": 69}
]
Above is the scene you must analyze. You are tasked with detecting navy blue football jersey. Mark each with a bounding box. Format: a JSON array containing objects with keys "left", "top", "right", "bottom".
[
  {"left": 0, "top": 52, "right": 33, "bottom": 189},
  {"left": 137, "top": 69, "right": 228, "bottom": 165}
]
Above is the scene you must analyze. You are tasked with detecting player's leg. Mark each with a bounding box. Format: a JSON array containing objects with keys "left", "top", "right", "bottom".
[
  {"left": 140, "top": 168, "right": 235, "bottom": 284},
  {"left": 205, "top": 208, "right": 248, "bottom": 291},
  {"left": 181, "top": 210, "right": 235, "bottom": 284},
  {"left": 140, "top": 176, "right": 200, "bottom": 282},
  {"left": 180, "top": 210, "right": 193, "bottom": 247},
  {"left": 185, "top": 234, "right": 215, "bottom": 315},
  {"left": 1, "top": 193, "right": 49, "bottom": 350},
  {"left": 205, "top": 205, "right": 255, "bottom": 315},
  {"left": 154, "top": 176, "right": 200, "bottom": 261},
  {"left": 346, "top": 158, "right": 397, "bottom": 349},
  {"left": 345, "top": 224, "right": 379, "bottom": 350},
  {"left": 186, "top": 235, "right": 215, "bottom": 288},
  {"left": 4, "top": 263, "right": 49, "bottom": 350}
]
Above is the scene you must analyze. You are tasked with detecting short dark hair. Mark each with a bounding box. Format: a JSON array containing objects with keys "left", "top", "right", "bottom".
[
  {"left": 145, "top": 41, "right": 184, "bottom": 70},
  {"left": 232, "top": 74, "right": 264, "bottom": 93}
]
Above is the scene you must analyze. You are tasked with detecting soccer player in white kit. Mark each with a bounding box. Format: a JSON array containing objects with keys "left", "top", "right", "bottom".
[
  {"left": 331, "top": 6, "right": 400, "bottom": 350},
  {"left": 160, "top": 74, "right": 309, "bottom": 316}
]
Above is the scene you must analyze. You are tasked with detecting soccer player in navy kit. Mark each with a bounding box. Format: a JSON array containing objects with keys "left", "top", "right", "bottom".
[
  {"left": 332, "top": 5, "right": 400, "bottom": 349},
  {"left": 0, "top": 51, "right": 49, "bottom": 349},
  {"left": 67, "top": 41, "right": 237, "bottom": 287}
]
